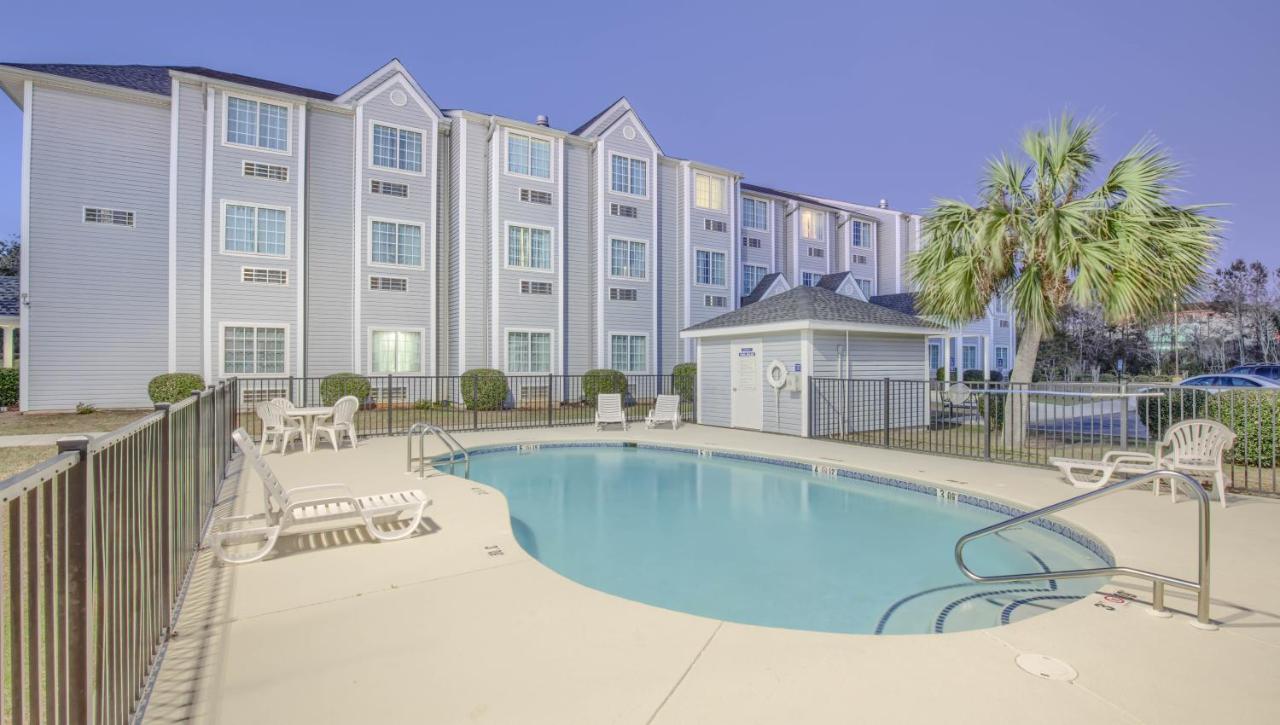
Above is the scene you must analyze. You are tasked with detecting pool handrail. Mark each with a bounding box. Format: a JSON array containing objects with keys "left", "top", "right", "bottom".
[
  {"left": 954, "top": 470, "right": 1214, "bottom": 628},
  {"left": 406, "top": 422, "right": 470, "bottom": 478}
]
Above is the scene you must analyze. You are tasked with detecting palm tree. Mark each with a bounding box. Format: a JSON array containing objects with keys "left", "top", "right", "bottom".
[{"left": 909, "top": 115, "right": 1218, "bottom": 437}]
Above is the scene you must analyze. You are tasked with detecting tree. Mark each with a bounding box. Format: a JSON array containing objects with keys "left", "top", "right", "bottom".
[
  {"left": 909, "top": 115, "right": 1218, "bottom": 439},
  {"left": 0, "top": 234, "right": 18, "bottom": 277}
]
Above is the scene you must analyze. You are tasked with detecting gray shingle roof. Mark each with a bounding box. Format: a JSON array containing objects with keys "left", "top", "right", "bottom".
[
  {"left": 686, "top": 285, "right": 938, "bottom": 332},
  {"left": 740, "top": 272, "right": 784, "bottom": 306},
  {"left": 0, "top": 277, "right": 18, "bottom": 317},
  {"left": 869, "top": 292, "right": 919, "bottom": 316},
  {"left": 816, "top": 271, "right": 854, "bottom": 293},
  {"left": 2, "top": 63, "right": 338, "bottom": 100}
]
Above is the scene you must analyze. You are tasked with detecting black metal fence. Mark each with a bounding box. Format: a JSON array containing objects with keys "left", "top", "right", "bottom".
[
  {"left": 0, "top": 379, "right": 238, "bottom": 723},
  {"left": 235, "top": 373, "right": 696, "bottom": 440},
  {"left": 810, "top": 378, "right": 1279, "bottom": 496}
]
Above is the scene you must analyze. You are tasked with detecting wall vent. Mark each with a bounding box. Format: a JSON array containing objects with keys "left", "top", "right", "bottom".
[
  {"left": 704, "top": 295, "right": 728, "bottom": 308},
  {"left": 520, "top": 280, "right": 553, "bottom": 295},
  {"left": 242, "top": 267, "right": 288, "bottom": 285},
  {"left": 83, "top": 207, "right": 134, "bottom": 227},
  {"left": 610, "top": 202, "right": 638, "bottom": 218},
  {"left": 244, "top": 161, "right": 289, "bottom": 182},
  {"left": 369, "top": 276, "right": 408, "bottom": 292},
  {"left": 609, "top": 287, "right": 638, "bottom": 301},
  {"left": 520, "top": 188, "right": 553, "bottom": 205},
  {"left": 704, "top": 219, "right": 728, "bottom": 232},
  {"left": 370, "top": 179, "right": 409, "bottom": 197}
]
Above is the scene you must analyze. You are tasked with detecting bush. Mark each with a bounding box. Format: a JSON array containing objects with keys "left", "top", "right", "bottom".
[
  {"left": 673, "top": 363, "right": 697, "bottom": 402},
  {"left": 75, "top": 402, "right": 97, "bottom": 415},
  {"left": 935, "top": 367, "right": 946, "bottom": 381},
  {"left": 320, "top": 373, "right": 371, "bottom": 406},
  {"left": 413, "top": 399, "right": 453, "bottom": 411},
  {"left": 0, "top": 367, "right": 18, "bottom": 407},
  {"left": 148, "top": 372, "right": 204, "bottom": 404},
  {"left": 1137, "top": 387, "right": 1211, "bottom": 439},
  {"left": 1206, "top": 391, "right": 1278, "bottom": 466},
  {"left": 961, "top": 370, "right": 1003, "bottom": 383},
  {"left": 461, "top": 368, "right": 508, "bottom": 410},
  {"left": 582, "top": 368, "right": 627, "bottom": 406}
]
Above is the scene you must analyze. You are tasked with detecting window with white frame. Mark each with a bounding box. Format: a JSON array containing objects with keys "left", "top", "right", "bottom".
[
  {"left": 371, "top": 123, "right": 423, "bottom": 173},
  {"left": 694, "top": 172, "right": 725, "bottom": 211},
  {"left": 610, "top": 154, "right": 647, "bottom": 196},
  {"left": 507, "top": 331, "right": 551, "bottom": 373},
  {"left": 224, "top": 203, "right": 287, "bottom": 256},
  {"left": 800, "top": 208, "right": 825, "bottom": 241},
  {"left": 995, "top": 346, "right": 1009, "bottom": 370},
  {"left": 370, "top": 221, "right": 422, "bottom": 266},
  {"left": 801, "top": 272, "right": 820, "bottom": 287},
  {"left": 507, "top": 132, "right": 552, "bottom": 179},
  {"left": 507, "top": 225, "right": 552, "bottom": 270},
  {"left": 223, "top": 325, "right": 286, "bottom": 375},
  {"left": 929, "top": 343, "right": 942, "bottom": 372},
  {"left": 742, "top": 197, "right": 768, "bottom": 230},
  {"left": 226, "top": 96, "right": 289, "bottom": 151},
  {"left": 370, "top": 329, "right": 422, "bottom": 373},
  {"left": 850, "top": 220, "right": 872, "bottom": 248},
  {"left": 742, "top": 264, "right": 767, "bottom": 295},
  {"left": 610, "top": 334, "right": 647, "bottom": 373},
  {"left": 609, "top": 238, "right": 646, "bottom": 279},
  {"left": 855, "top": 278, "right": 873, "bottom": 298},
  {"left": 695, "top": 250, "right": 726, "bottom": 287},
  {"left": 962, "top": 345, "right": 978, "bottom": 370}
]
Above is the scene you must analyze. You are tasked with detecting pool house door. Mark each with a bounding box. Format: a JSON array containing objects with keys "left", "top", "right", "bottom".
[{"left": 730, "top": 338, "right": 764, "bottom": 430}]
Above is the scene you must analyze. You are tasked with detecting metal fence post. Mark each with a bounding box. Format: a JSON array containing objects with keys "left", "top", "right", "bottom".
[
  {"left": 547, "top": 374, "right": 555, "bottom": 427},
  {"left": 153, "top": 403, "right": 173, "bottom": 608},
  {"left": 1119, "top": 381, "right": 1129, "bottom": 449},
  {"left": 882, "top": 377, "right": 891, "bottom": 447},
  {"left": 983, "top": 389, "right": 993, "bottom": 461},
  {"left": 57, "top": 435, "right": 92, "bottom": 724}
]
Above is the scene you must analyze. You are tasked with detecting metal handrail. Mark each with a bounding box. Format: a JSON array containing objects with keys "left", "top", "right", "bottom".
[
  {"left": 406, "top": 422, "right": 470, "bottom": 478},
  {"left": 955, "top": 470, "right": 1215, "bottom": 628}
]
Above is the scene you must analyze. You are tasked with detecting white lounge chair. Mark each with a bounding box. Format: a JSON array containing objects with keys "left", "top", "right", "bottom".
[
  {"left": 645, "top": 394, "right": 681, "bottom": 429},
  {"left": 1050, "top": 419, "right": 1236, "bottom": 507},
  {"left": 256, "top": 401, "right": 305, "bottom": 454},
  {"left": 210, "top": 429, "right": 430, "bottom": 564},
  {"left": 312, "top": 395, "right": 360, "bottom": 451},
  {"left": 595, "top": 393, "right": 627, "bottom": 430}
]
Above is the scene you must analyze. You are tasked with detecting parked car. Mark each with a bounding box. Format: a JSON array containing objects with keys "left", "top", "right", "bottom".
[
  {"left": 1227, "top": 363, "right": 1280, "bottom": 380},
  {"left": 1178, "top": 373, "right": 1280, "bottom": 390}
]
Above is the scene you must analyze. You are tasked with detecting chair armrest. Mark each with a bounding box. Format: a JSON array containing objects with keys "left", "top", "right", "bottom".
[
  {"left": 1102, "top": 451, "right": 1156, "bottom": 465},
  {"left": 284, "top": 483, "right": 357, "bottom": 507}
]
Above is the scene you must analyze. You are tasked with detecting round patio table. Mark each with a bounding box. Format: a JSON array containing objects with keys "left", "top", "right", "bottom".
[{"left": 284, "top": 405, "right": 334, "bottom": 453}]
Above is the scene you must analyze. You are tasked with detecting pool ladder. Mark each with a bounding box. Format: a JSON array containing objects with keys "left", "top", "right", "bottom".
[
  {"left": 407, "top": 423, "right": 470, "bottom": 478},
  {"left": 954, "top": 470, "right": 1214, "bottom": 629}
]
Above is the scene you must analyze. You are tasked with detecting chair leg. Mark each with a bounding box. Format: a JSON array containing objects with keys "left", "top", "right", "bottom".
[
  {"left": 259, "top": 432, "right": 270, "bottom": 454},
  {"left": 347, "top": 426, "right": 358, "bottom": 448},
  {"left": 325, "top": 428, "right": 338, "bottom": 451},
  {"left": 1216, "top": 472, "right": 1228, "bottom": 509}
]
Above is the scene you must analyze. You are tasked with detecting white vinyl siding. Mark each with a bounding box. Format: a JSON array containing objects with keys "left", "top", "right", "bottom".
[
  {"left": 610, "top": 154, "right": 647, "bottom": 196},
  {"left": 742, "top": 197, "right": 768, "bottom": 230},
  {"left": 223, "top": 203, "right": 287, "bottom": 256},
  {"left": 610, "top": 334, "right": 647, "bottom": 372},
  {"left": 609, "top": 238, "right": 647, "bottom": 279},
  {"left": 694, "top": 172, "right": 726, "bottom": 211},
  {"left": 506, "top": 224, "right": 552, "bottom": 271},
  {"left": 223, "top": 325, "right": 286, "bottom": 375},
  {"left": 507, "top": 131, "right": 552, "bottom": 179},
  {"left": 370, "top": 220, "right": 422, "bottom": 267},
  {"left": 695, "top": 249, "right": 726, "bottom": 287},
  {"left": 507, "top": 331, "right": 551, "bottom": 373},
  {"left": 370, "top": 329, "right": 422, "bottom": 373},
  {"left": 226, "top": 96, "right": 288, "bottom": 151},
  {"left": 371, "top": 123, "right": 423, "bottom": 173}
]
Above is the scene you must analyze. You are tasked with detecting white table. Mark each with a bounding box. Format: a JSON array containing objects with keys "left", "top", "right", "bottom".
[{"left": 284, "top": 406, "right": 334, "bottom": 453}]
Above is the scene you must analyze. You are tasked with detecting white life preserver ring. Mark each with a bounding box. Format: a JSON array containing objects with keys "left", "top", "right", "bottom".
[{"left": 766, "top": 360, "right": 789, "bottom": 390}]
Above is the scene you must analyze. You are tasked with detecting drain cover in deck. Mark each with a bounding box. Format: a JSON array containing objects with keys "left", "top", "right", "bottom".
[{"left": 1015, "top": 653, "right": 1077, "bottom": 681}]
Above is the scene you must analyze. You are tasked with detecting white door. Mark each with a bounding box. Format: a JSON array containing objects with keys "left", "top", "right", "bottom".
[{"left": 730, "top": 338, "right": 764, "bottom": 430}]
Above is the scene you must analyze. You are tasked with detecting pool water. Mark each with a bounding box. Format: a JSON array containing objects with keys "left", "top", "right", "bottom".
[{"left": 448, "top": 444, "right": 1110, "bottom": 635}]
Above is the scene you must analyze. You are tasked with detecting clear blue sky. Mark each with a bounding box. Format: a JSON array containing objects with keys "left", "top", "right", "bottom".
[{"left": 3, "top": 0, "right": 1276, "bottom": 266}]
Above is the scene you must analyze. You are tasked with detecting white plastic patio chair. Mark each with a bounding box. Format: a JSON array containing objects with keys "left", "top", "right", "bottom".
[
  {"left": 256, "top": 401, "right": 305, "bottom": 454},
  {"left": 312, "top": 395, "right": 360, "bottom": 451},
  {"left": 209, "top": 429, "right": 430, "bottom": 564},
  {"left": 1050, "top": 418, "right": 1236, "bottom": 507},
  {"left": 645, "top": 394, "right": 681, "bottom": 430},
  {"left": 595, "top": 393, "right": 627, "bottom": 430}
]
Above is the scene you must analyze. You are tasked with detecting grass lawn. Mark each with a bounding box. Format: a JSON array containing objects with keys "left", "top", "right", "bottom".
[
  {"left": 0, "top": 445, "right": 59, "bottom": 480},
  {"left": 0, "top": 408, "right": 150, "bottom": 436}
]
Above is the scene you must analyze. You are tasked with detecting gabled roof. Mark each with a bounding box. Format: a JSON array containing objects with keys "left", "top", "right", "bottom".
[
  {"left": 816, "top": 272, "right": 868, "bottom": 301},
  {"left": 740, "top": 272, "right": 788, "bottom": 306},
  {"left": 571, "top": 96, "right": 663, "bottom": 154},
  {"left": 685, "top": 285, "right": 938, "bottom": 334},
  {"left": 334, "top": 59, "right": 442, "bottom": 117},
  {"left": 571, "top": 96, "right": 627, "bottom": 135},
  {"left": 1, "top": 63, "right": 338, "bottom": 100},
  {"left": 869, "top": 292, "right": 919, "bottom": 316},
  {"left": 0, "top": 276, "right": 18, "bottom": 317}
]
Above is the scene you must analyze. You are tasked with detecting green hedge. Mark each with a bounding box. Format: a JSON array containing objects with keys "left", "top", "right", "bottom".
[
  {"left": 1137, "top": 388, "right": 1211, "bottom": 439},
  {"left": 673, "top": 363, "right": 696, "bottom": 402},
  {"left": 320, "top": 373, "right": 371, "bottom": 406},
  {"left": 0, "top": 367, "right": 18, "bottom": 407},
  {"left": 147, "top": 372, "right": 204, "bottom": 404},
  {"left": 461, "top": 368, "right": 508, "bottom": 410},
  {"left": 961, "top": 369, "right": 1004, "bottom": 382},
  {"left": 582, "top": 369, "right": 627, "bottom": 407},
  {"left": 1206, "top": 391, "right": 1278, "bottom": 466}
]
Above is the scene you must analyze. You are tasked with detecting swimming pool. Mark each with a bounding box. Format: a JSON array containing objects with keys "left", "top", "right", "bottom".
[{"left": 444, "top": 443, "right": 1111, "bottom": 635}]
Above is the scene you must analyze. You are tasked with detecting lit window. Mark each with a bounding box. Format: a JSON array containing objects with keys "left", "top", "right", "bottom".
[
  {"left": 224, "top": 204, "right": 287, "bottom": 256},
  {"left": 695, "top": 172, "right": 725, "bottom": 211},
  {"left": 801, "top": 272, "right": 820, "bottom": 287},
  {"left": 800, "top": 208, "right": 825, "bottom": 240},
  {"left": 226, "top": 97, "right": 289, "bottom": 151},
  {"left": 610, "top": 239, "right": 647, "bottom": 279},
  {"left": 695, "top": 250, "right": 726, "bottom": 287},
  {"left": 742, "top": 197, "right": 768, "bottom": 230},
  {"left": 742, "top": 264, "right": 767, "bottom": 295},
  {"left": 507, "top": 132, "right": 552, "bottom": 179},
  {"left": 370, "top": 221, "right": 422, "bottom": 266},
  {"left": 507, "top": 225, "right": 552, "bottom": 270},
  {"left": 371, "top": 123, "right": 423, "bottom": 173},
  {"left": 851, "top": 220, "right": 872, "bottom": 248},
  {"left": 371, "top": 330, "right": 422, "bottom": 373},
  {"left": 223, "top": 325, "right": 286, "bottom": 375},
  {"left": 610, "top": 334, "right": 647, "bottom": 373},
  {"left": 507, "top": 331, "right": 551, "bottom": 373},
  {"left": 855, "top": 278, "right": 873, "bottom": 298},
  {"left": 611, "top": 155, "right": 647, "bottom": 196}
]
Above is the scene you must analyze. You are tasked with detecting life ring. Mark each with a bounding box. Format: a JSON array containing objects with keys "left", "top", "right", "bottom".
[{"left": 766, "top": 360, "right": 789, "bottom": 390}]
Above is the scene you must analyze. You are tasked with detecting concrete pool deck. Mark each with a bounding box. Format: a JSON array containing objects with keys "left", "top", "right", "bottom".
[{"left": 141, "top": 425, "right": 1280, "bottom": 724}]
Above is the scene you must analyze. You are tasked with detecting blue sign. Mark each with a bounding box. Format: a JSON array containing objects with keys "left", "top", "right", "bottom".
[
  {"left": 793, "top": 363, "right": 801, "bottom": 372},
  {"left": 739, "top": 348, "right": 756, "bottom": 357}
]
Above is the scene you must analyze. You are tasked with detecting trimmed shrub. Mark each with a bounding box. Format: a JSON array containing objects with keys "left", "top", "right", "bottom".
[
  {"left": 673, "top": 363, "right": 697, "bottom": 402},
  {"left": 1206, "top": 391, "right": 1278, "bottom": 466},
  {"left": 0, "top": 367, "right": 18, "bottom": 407},
  {"left": 461, "top": 368, "right": 508, "bottom": 411},
  {"left": 1137, "top": 387, "right": 1211, "bottom": 439},
  {"left": 961, "top": 370, "right": 1003, "bottom": 383},
  {"left": 582, "top": 368, "right": 627, "bottom": 407},
  {"left": 935, "top": 367, "right": 946, "bottom": 381},
  {"left": 320, "top": 373, "right": 371, "bottom": 406},
  {"left": 148, "top": 372, "right": 204, "bottom": 404}
]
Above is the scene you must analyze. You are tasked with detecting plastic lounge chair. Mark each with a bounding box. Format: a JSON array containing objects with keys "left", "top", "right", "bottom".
[
  {"left": 1050, "top": 419, "right": 1236, "bottom": 507},
  {"left": 312, "top": 395, "right": 360, "bottom": 451},
  {"left": 210, "top": 428, "right": 430, "bottom": 564},
  {"left": 595, "top": 393, "right": 627, "bottom": 430},
  {"left": 645, "top": 394, "right": 681, "bottom": 429},
  {"left": 257, "top": 401, "right": 305, "bottom": 454}
]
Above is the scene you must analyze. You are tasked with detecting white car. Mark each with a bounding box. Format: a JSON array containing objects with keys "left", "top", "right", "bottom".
[{"left": 1177, "top": 373, "right": 1280, "bottom": 390}]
